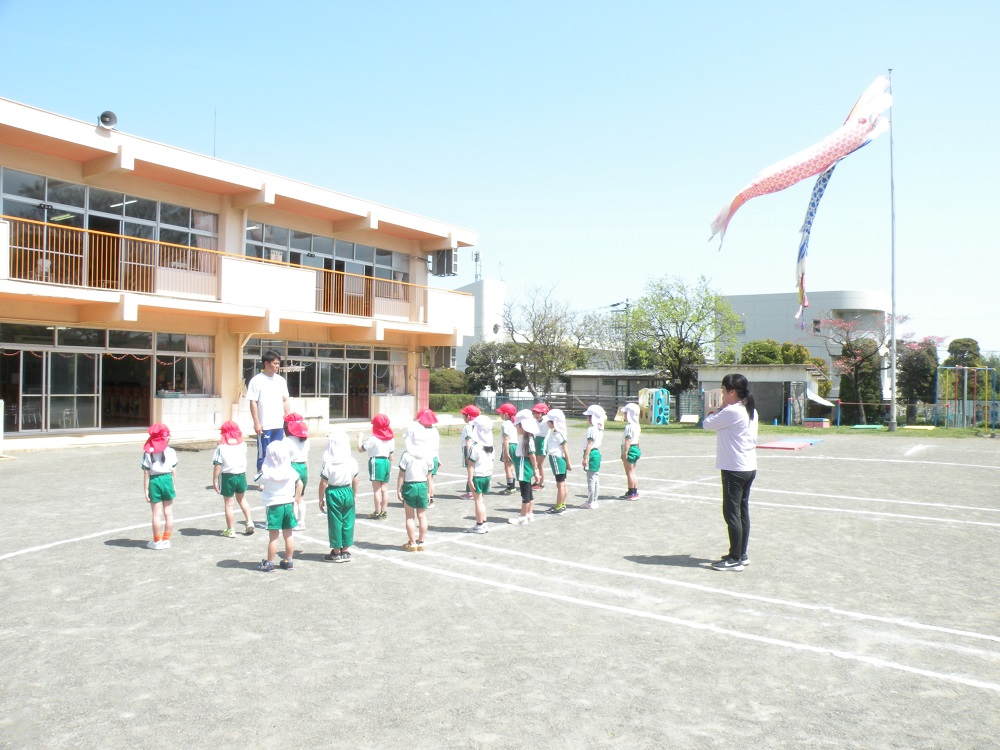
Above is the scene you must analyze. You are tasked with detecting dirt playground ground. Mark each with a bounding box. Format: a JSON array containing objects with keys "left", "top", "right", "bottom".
[{"left": 1, "top": 427, "right": 998, "bottom": 749}]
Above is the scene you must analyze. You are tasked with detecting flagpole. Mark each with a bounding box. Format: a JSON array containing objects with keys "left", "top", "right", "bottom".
[{"left": 887, "top": 68, "right": 898, "bottom": 431}]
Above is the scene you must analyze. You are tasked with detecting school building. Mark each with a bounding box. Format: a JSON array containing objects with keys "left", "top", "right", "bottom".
[{"left": 0, "top": 98, "right": 475, "bottom": 437}]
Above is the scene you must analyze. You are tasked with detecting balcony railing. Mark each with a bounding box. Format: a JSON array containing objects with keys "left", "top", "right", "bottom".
[{"left": 2, "top": 215, "right": 466, "bottom": 325}]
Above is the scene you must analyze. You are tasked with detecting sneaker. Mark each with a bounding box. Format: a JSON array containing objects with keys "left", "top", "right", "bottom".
[
  {"left": 524, "top": 513, "right": 534, "bottom": 523},
  {"left": 500, "top": 486, "right": 516, "bottom": 495},
  {"left": 146, "top": 540, "right": 161, "bottom": 550},
  {"left": 719, "top": 554, "right": 750, "bottom": 566},
  {"left": 711, "top": 557, "right": 744, "bottom": 572},
  {"left": 379, "top": 510, "right": 388, "bottom": 519},
  {"left": 257, "top": 559, "right": 275, "bottom": 572},
  {"left": 619, "top": 491, "right": 638, "bottom": 500},
  {"left": 253, "top": 471, "right": 263, "bottom": 483},
  {"left": 341, "top": 551, "right": 352, "bottom": 562},
  {"left": 323, "top": 551, "right": 340, "bottom": 562},
  {"left": 416, "top": 540, "right": 425, "bottom": 551},
  {"left": 160, "top": 539, "right": 171, "bottom": 548},
  {"left": 279, "top": 559, "right": 294, "bottom": 571},
  {"left": 402, "top": 541, "right": 419, "bottom": 552},
  {"left": 459, "top": 492, "right": 473, "bottom": 500},
  {"left": 508, "top": 515, "right": 528, "bottom": 525},
  {"left": 580, "top": 501, "right": 597, "bottom": 510},
  {"left": 369, "top": 511, "right": 381, "bottom": 520},
  {"left": 221, "top": 528, "right": 236, "bottom": 538},
  {"left": 245, "top": 520, "right": 255, "bottom": 535},
  {"left": 464, "top": 523, "right": 481, "bottom": 533},
  {"left": 428, "top": 499, "right": 436, "bottom": 508},
  {"left": 546, "top": 505, "right": 566, "bottom": 514}
]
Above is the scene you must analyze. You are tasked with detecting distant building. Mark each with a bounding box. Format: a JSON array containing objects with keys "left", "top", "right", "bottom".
[
  {"left": 452, "top": 277, "right": 508, "bottom": 371},
  {"left": 725, "top": 290, "right": 890, "bottom": 399}
]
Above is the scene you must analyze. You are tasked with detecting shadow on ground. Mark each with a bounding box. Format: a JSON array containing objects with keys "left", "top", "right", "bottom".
[{"left": 625, "top": 554, "right": 713, "bottom": 568}]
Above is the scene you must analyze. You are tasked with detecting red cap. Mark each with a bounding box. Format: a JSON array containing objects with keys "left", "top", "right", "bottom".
[
  {"left": 416, "top": 409, "right": 438, "bottom": 426},
  {"left": 219, "top": 420, "right": 243, "bottom": 445},
  {"left": 284, "top": 412, "right": 308, "bottom": 438},
  {"left": 496, "top": 403, "right": 517, "bottom": 417},
  {"left": 531, "top": 402, "right": 550, "bottom": 415},
  {"left": 460, "top": 405, "right": 481, "bottom": 418},
  {"left": 144, "top": 423, "right": 170, "bottom": 454},
  {"left": 371, "top": 413, "right": 394, "bottom": 441}
]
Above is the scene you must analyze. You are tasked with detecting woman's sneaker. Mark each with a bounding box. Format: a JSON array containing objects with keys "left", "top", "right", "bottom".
[{"left": 711, "top": 557, "right": 744, "bottom": 571}]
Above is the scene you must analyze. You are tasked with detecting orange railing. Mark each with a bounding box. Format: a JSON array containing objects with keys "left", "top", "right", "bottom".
[{"left": 2, "top": 215, "right": 456, "bottom": 323}]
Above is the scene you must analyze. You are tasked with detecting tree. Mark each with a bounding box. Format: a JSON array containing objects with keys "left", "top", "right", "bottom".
[
  {"left": 780, "top": 342, "right": 811, "bottom": 364},
  {"left": 740, "top": 339, "right": 782, "bottom": 364},
  {"left": 808, "top": 357, "right": 833, "bottom": 398},
  {"left": 628, "top": 276, "right": 742, "bottom": 395},
  {"left": 943, "top": 338, "right": 982, "bottom": 368},
  {"left": 503, "top": 287, "right": 588, "bottom": 398},
  {"left": 463, "top": 341, "right": 526, "bottom": 394},
  {"left": 428, "top": 368, "right": 468, "bottom": 394},
  {"left": 897, "top": 337, "right": 941, "bottom": 424},
  {"left": 812, "top": 313, "right": 905, "bottom": 425}
]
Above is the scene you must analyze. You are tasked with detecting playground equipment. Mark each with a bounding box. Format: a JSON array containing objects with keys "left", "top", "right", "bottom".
[
  {"left": 637, "top": 388, "right": 670, "bottom": 424},
  {"left": 935, "top": 366, "right": 998, "bottom": 428}
]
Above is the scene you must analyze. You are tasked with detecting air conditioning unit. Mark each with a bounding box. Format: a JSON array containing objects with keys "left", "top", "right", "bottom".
[{"left": 431, "top": 249, "right": 458, "bottom": 277}]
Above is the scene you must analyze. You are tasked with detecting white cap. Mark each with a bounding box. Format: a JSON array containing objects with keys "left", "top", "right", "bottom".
[{"left": 513, "top": 409, "right": 539, "bottom": 435}]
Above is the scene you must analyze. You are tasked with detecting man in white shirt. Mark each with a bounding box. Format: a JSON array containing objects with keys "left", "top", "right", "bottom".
[{"left": 246, "top": 350, "right": 290, "bottom": 482}]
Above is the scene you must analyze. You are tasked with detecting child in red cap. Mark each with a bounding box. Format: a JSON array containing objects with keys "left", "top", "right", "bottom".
[
  {"left": 358, "top": 414, "right": 395, "bottom": 519},
  {"left": 142, "top": 423, "right": 178, "bottom": 550},
  {"left": 213, "top": 421, "right": 255, "bottom": 537},
  {"left": 496, "top": 403, "right": 518, "bottom": 494},
  {"left": 458, "top": 404, "right": 481, "bottom": 499},
  {"left": 283, "top": 413, "right": 310, "bottom": 530}
]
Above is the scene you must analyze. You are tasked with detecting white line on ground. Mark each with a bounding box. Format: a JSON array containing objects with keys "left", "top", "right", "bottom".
[{"left": 348, "top": 545, "right": 1000, "bottom": 694}]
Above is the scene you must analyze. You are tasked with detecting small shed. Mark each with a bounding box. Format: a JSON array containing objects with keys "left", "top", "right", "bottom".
[
  {"left": 696, "top": 364, "right": 831, "bottom": 426},
  {"left": 563, "top": 369, "right": 669, "bottom": 401}
]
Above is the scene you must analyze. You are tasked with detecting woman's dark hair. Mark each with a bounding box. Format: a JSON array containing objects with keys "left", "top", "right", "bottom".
[{"left": 722, "top": 373, "right": 756, "bottom": 419}]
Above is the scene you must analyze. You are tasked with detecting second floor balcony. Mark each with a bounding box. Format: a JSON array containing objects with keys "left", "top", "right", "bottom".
[{"left": 1, "top": 216, "right": 469, "bottom": 331}]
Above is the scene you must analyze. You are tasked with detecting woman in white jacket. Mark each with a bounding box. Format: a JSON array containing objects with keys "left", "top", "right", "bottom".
[{"left": 702, "top": 373, "right": 758, "bottom": 572}]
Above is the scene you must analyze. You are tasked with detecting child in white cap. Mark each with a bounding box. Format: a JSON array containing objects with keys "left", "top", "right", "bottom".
[
  {"left": 258, "top": 440, "right": 299, "bottom": 571},
  {"left": 544, "top": 409, "right": 572, "bottom": 514},
  {"left": 464, "top": 415, "right": 495, "bottom": 533},
  {"left": 619, "top": 403, "right": 642, "bottom": 500},
  {"left": 509, "top": 409, "right": 538, "bottom": 524},
  {"left": 581, "top": 405, "right": 606, "bottom": 509},
  {"left": 318, "top": 430, "right": 360, "bottom": 563}
]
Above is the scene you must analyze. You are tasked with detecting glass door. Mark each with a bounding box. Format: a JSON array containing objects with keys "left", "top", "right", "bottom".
[{"left": 48, "top": 351, "right": 99, "bottom": 429}]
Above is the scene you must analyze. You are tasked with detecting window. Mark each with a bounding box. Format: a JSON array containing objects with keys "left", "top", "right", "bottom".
[{"left": 155, "top": 332, "right": 215, "bottom": 395}]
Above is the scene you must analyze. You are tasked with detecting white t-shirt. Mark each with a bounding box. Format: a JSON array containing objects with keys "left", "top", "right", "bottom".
[
  {"left": 362, "top": 436, "right": 395, "bottom": 459},
  {"left": 141, "top": 447, "right": 178, "bottom": 476},
  {"left": 501, "top": 420, "right": 517, "bottom": 445},
  {"left": 321, "top": 457, "right": 359, "bottom": 487},
  {"left": 547, "top": 430, "right": 567, "bottom": 457},
  {"left": 703, "top": 403, "right": 758, "bottom": 472},
  {"left": 467, "top": 442, "right": 495, "bottom": 478},
  {"left": 212, "top": 443, "right": 247, "bottom": 474},
  {"left": 535, "top": 419, "right": 549, "bottom": 440},
  {"left": 262, "top": 472, "right": 298, "bottom": 507},
  {"left": 584, "top": 425, "right": 604, "bottom": 452},
  {"left": 399, "top": 452, "right": 430, "bottom": 483},
  {"left": 284, "top": 435, "right": 309, "bottom": 463},
  {"left": 623, "top": 423, "right": 641, "bottom": 446},
  {"left": 246, "top": 372, "right": 289, "bottom": 430}
]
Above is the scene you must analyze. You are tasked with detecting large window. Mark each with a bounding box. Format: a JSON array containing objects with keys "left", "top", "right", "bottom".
[{"left": 155, "top": 333, "right": 215, "bottom": 395}]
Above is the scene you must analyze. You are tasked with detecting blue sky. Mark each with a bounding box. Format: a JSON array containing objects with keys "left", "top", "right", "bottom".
[{"left": 2, "top": 0, "right": 997, "bottom": 352}]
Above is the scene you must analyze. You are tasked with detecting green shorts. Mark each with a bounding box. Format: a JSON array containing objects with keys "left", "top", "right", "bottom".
[
  {"left": 625, "top": 445, "right": 642, "bottom": 464},
  {"left": 266, "top": 502, "right": 298, "bottom": 530},
  {"left": 508, "top": 444, "right": 516, "bottom": 461},
  {"left": 548, "top": 454, "right": 567, "bottom": 476},
  {"left": 401, "top": 481, "right": 429, "bottom": 509},
  {"left": 471, "top": 475, "right": 491, "bottom": 495},
  {"left": 431, "top": 457, "right": 440, "bottom": 476},
  {"left": 147, "top": 473, "right": 176, "bottom": 503},
  {"left": 586, "top": 450, "right": 602, "bottom": 472},
  {"left": 219, "top": 472, "right": 247, "bottom": 497},
  {"left": 369, "top": 456, "right": 391, "bottom": 483},
  {"left": 292, "top": 462, "right": 308, "bottom": 490},
  {"left": 534, "top": 436, "right": 547, "bottom": 455}
]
